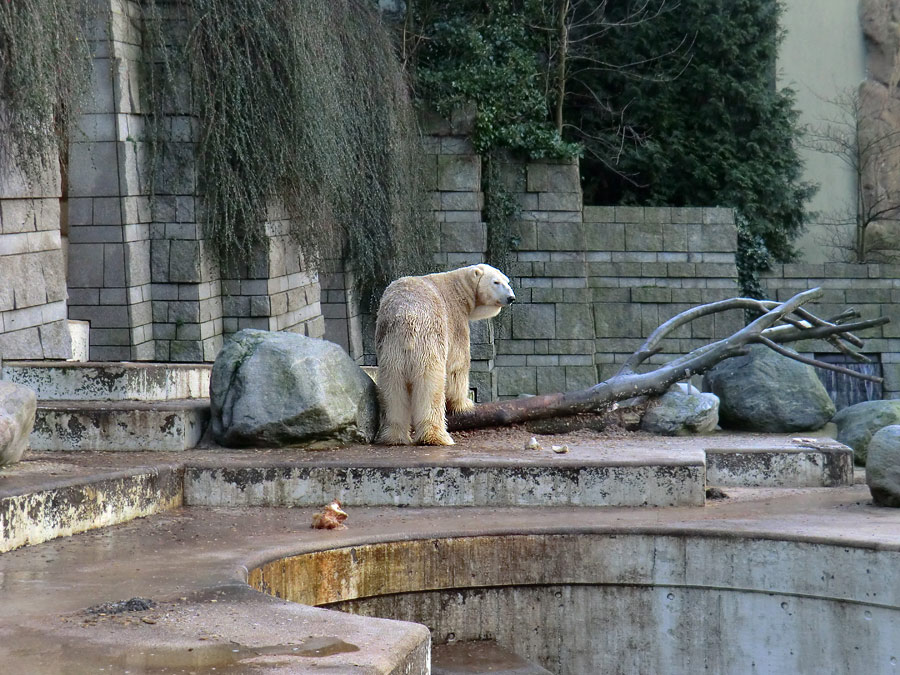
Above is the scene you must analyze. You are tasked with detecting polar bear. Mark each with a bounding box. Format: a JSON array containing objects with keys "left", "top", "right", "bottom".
[{"left": 375, "top": 264, "right": 516, "bottom": 445}]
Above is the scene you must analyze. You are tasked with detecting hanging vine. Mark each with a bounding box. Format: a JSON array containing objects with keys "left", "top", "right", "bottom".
[
  {"left": 141, "top": 0, "right": 434, "bottom": 302},
  {"left": 0, "top": 0, "right": 91, "bottom": 185}
]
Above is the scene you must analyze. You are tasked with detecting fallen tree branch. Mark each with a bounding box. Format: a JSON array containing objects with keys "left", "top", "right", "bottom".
[
  {"left": 448, "top": 287, "right": 889, "bottom": 432},
  {"left": 755, "top": 336, "right": 882, "bottom": 382}
]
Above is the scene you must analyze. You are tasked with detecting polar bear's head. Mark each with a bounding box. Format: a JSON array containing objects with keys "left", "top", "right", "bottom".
[{"left": 470, "top": 264, "right": 515, "bottom": 320}]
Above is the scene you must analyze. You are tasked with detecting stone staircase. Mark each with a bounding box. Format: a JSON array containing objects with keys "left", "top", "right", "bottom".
[{"left": 0, "top": 361, "right": 211, "bottom": 451}]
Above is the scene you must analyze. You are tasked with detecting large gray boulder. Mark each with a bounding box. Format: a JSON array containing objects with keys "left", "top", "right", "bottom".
[
  {"left": 641, "top": 383, "right": 719, "bottom": 436},
  {"left": 866, "top": 425, "right": 900, "bottom": 507},
  {"left": 211, "top": 329, "right": 378, "bottom": 447},
  {"left": 0, "top": 381, "right": 37, "bottom": 467},
  {"left": 833, "top": 400, "right": 900, "bottom": 465},
  {"left": 703, "top": 344, "right": 835, "bottom": 432}
]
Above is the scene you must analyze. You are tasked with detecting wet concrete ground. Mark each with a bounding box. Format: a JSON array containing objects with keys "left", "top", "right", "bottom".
[
  {"left": 2, "top": 480, "right": 899, "bottom": 673},
  {"left": 0, "top": 427, "right": 895, "bottom": 673}
]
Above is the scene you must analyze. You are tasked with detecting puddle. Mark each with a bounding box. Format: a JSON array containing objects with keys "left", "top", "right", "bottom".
[
  {"left": 9, "top": 630, "right": 359, "bottom": 674},
  {"left": 116, "top": 637, "right": 360, "bottom": 668}
]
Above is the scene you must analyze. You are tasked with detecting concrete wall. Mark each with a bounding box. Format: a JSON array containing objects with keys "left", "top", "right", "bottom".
[
  {"left": 778, "top": 0, "right": 867, "bottom": 263},
  {"left": 257, "top": 533, "right": 900, "bottom": 675}
]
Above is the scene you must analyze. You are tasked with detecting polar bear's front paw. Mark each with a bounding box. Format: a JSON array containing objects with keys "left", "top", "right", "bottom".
[{"left": 420, "top": 427, "right": 455, "bottom": 446}]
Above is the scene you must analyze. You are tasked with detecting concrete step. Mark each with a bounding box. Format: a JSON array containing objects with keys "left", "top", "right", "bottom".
[
  {"left": 1, "top": 361, "right": 210, "bottom": 401},
  {"left": 706, "top": 439, "right": 853, "bottom": 488},
  {"left": 31, "top": 400, "right": 210, "bottom": 452},
  {"left": 183, "top": 447, "right": 709, "bottom": 508},
  {"left": 0, "top": 458, "right": 183, "bottom": 553}
]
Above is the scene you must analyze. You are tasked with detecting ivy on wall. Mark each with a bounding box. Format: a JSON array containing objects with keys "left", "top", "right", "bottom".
[
  {"left": 412, "top": 0, "right": 579, "bottom": 160},
  {"left": 406, "top": 0, "right": 815, "bottom": 297},
  {"left": 400, "top": 0, "right": 579, "bottom": 272}
]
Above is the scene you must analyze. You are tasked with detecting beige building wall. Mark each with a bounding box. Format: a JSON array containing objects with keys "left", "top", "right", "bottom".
[{"left": 777, "top": 0, "right": 866, "bottom": 263}]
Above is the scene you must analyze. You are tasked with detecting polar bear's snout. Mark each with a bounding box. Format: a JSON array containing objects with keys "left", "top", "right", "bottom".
[{"left": 488, "top": 276, "right": 516, "bottom": 306}]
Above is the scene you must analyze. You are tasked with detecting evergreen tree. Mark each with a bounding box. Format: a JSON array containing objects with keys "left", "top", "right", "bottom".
[{"left": 568, "top": 0, "right": 815, "bottom": 295}]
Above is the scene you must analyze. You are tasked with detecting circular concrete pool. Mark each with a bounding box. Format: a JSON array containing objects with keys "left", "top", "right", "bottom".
[{"left": 250, "top": 532, "right": 900, "bottom": 674}]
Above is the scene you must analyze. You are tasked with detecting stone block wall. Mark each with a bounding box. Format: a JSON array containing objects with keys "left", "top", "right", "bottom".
[
  {"left": 495, "top": 205, "right": 741, "bottom": 398},
  {"left": 427, "top": 134, "right": 494, "bottom": 399},
  {"left": 149, "top": 209, "right": 224, "bottom": 362},
  {"left": 322, "top": 268, "right": 366, "bottom": 363},
  {"left": 320, "top": 132, "right": 489, "bottom": 374},
  {"left": 63, "top": 0, "right": 323, "bottom": 362},
  {"left": 67, "top": 0, "right": 155, "bottom": 361},
  {"left": 0, "top": 142, "right": 71, "bottom": 360},
  {"left": 426, "top": 135, "right": 485, "bottom": 269},
  {"left": 3, "top": 5, "right": 899, "bottom": 386},
  {"left": 221, "top": 216, "right": 324, "bottom": 341},
  {"left": 762, "top": 264, "right": 900, "bottom": 399}
]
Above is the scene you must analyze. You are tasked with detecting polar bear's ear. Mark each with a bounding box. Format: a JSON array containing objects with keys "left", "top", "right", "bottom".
[{"left": 472, "top": 266, "right": 484, "bottom": 279}]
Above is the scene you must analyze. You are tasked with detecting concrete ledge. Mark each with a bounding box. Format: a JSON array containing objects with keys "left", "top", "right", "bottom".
[
  {"left": 31, "top": 400, "right": 209, "bottom": 451},
  {"left": 1, "top": 361, "right": 211, "bottom": 401},
  {"left": 183, "top": 459, "right": 706, "bottom": 508},
  {"left": 284, "top": 533, "right": 900, "bottom": 674},
  {"left": 0, "top": 463, "right": 182, "bottom": 553},
  {"left": 706, "top": 442, "right": 854, "bottom": 488}
]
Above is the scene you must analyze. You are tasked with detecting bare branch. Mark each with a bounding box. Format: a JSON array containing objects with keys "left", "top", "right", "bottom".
[
  {"left": 755, "top": 336, "right": 883, "bottom": 383},
  {"left": 447, "top": 288, "right": 891, "bottom": 432}
]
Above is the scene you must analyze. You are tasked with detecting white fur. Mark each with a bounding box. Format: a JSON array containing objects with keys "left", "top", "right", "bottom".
[{"left": 375, "top": 264, "right": 515, "bottom": 445}]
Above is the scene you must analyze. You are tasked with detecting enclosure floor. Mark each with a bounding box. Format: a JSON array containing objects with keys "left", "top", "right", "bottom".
[
  {"left": 2, "top": 482, "right": 898, "bottom": 672},
  {"left": 0, "top": 427, "right": 841, "bottom": 498},
  {"left": 0, "top": 428, "right": 892, "bottom": 673}
]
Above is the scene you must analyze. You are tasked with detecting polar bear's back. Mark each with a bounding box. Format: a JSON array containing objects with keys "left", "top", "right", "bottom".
[{"left": 375, "top": 276, "right": 450, "bottom": 383}]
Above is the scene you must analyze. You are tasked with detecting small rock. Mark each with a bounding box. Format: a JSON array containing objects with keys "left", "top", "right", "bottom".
[
  {"left": 641, "top": 384, "right": 719, "bottom": 436},
  {"left": 525, "top": 437, "right": 542, "bottom": 451},
  {"left": 551, "top": 444, "right": 569, "bottom": 454},
  {"left": 86, "top": 597, "right": 156, "bottom": 615},
  {"left": 706, "top": 487, "right": 729, "bottom": 500}
]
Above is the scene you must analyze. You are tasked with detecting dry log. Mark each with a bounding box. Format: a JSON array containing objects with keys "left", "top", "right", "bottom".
[{"left": 448, "top": 287, "right": 890, "bottom": 432}]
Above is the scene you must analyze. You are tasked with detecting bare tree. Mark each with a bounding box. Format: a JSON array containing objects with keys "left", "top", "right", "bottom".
[
  {"left": 804, "top": 87, "right": 900, "bottom": 263},
  {"left": 448, "top": 287, "right": 888, "bottom": 431},
  {"left": 540, "top": 0, "right": 693, "bottom": 174}
]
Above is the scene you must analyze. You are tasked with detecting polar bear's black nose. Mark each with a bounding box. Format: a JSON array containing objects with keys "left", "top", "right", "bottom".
[{"left": 506, "top": 292, "right": 516, "bottom": 304}]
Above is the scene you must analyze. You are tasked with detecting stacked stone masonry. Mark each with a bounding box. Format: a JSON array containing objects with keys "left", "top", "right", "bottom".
[
  {"left": 66, "top": 0, "right": 155, "bottom": 361},
  {"left": 0, "top": 140, "right": 71, "bottom": 360},
  {"left": 1, "top": 2, "right": 899, "bottom": 403},
  {"left": 496, "top": 201, "right": 742, "bottom": 399},
  {"left": 59, "top": 0, "right": 323, "bottom": 362},
  {"left": 762, "top": 264, "right": 900, "bottom": 399}
]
